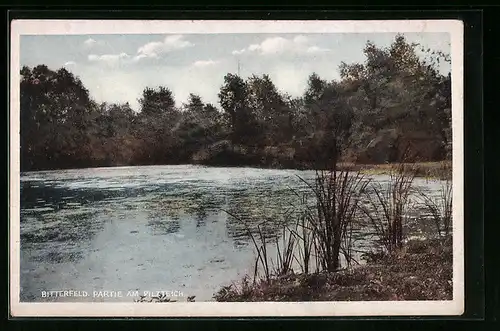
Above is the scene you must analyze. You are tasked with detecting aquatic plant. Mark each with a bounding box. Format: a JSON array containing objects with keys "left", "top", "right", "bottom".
[
  {"left": 417, "top": 175, "right": 453, "bottom": 238},
  {"left": 297, "top": 167, "right": 368, "bottom": 271},
  {"left": 360, "top": 160, "right": 417, "bottom": 253}
]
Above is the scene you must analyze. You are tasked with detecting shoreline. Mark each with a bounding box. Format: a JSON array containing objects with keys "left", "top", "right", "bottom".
[
  {"left": 21, "top": 161, "right": 451, "bottom": 180},
  {"left": 214, "top": 238, "right": 453, "bottom": 302}
]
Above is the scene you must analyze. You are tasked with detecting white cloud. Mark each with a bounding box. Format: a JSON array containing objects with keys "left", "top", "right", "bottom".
[
  {"left": 83, "top": 37, "right": 102, "bottom": 49},
  {"left": 251, "top": 37, "right": 290, "bottom": 55},
  {"left": 88, "top": 52, "right": 130, "bottom": 65},
  {"left": 82, "top": 37, "right": 106, "bottom": 50},
  {"left": 192, "top": 59, "right": 219, "bottom": 67},
  {"left": 132, "top": 54, "right": 149, "bottom": 62},
  {"left": 64, "top": 61, "right": 76, "bottom": 66},
  {"left": 83, "top": 37, "right": 97, "bottom": 47},
  {"left": 306, "top": 46, "right": 330, "bottom": 54},
  {"left": 137, "top": 54, "right": 159, "bottom": 62},
  {"left": 137, "top": 41, "right": 163, "bottom": 59},
  {"left": 233, "top": 35, "right": 330, "bottom": 56},
  {"left": 231, "top": 48, "right": 246, "bottom": 55},
  {"left": 135, "top": 35, "right": 194, "bottom": 60},
  {"left": 293, "top": 35, "right": 308, "bottom": 44}
]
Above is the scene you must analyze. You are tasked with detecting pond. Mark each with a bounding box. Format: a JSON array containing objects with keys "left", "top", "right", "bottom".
[{"left": 19, "top": 165, "right": 446, "bottom": 302}]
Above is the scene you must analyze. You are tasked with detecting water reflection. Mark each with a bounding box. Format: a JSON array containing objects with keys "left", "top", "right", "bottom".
[
  {"left": 19, "top": 165, "right": 446, "bottom": 302},
  {"left": 195, "top": 207, "right": 208, "bottom": 228},
  {"left": 147, "top": 218, "right": 181, "bottom": 235}
]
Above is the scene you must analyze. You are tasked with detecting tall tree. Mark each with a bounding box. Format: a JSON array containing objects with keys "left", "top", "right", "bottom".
[
  {"left": 20, "top": 65, "right": 95, "bottom": 170},
  {"left": 138, "top": 86, "right": 176, "bottom": 117},
  {"left": 175, "top": 94, "right": 223, "bottom": 156},
  {"left": 303, "top": 75, "right": 354, "bottom": 167},
  {"left": 218, "top": 73, "right": 254, "bottom": 145},
  {"left": 184, "top": 93, "right": 204, "bottom": 114},
  {"left": 94, "top": 102, "right": 139, "bottom": 165},
  {"left": 336, "top": 34, "right": 452, "bottom": 161},
  {"left": 304, "top": 72, "right": 327, "bottom": 108},
  {"left": 246, "top": 74, "right": 291, "bottom": 144},
  {"left": 136, "top": 86, "right": 180, "bottom": 164}
]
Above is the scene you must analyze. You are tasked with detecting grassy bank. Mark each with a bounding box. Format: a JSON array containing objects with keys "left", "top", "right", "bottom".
[
  {"left": 22, "top": 161, "right": 451, "bottom": 182},
  {"left": 191, "top": 140, "right": 452, "bottom": 180},
  {"left": 195, "top": 160, "right": 451, "bottom": 180},
  {"left": 214, "top": 238, "right": 452, "bottom": 302},
  {"left": 337, "top": 161, "right": 452, "bottom": 180}
]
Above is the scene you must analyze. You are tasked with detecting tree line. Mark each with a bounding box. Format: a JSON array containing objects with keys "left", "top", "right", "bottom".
[{"left": 20, "top": 35, "right": 451, "bottom": 172}]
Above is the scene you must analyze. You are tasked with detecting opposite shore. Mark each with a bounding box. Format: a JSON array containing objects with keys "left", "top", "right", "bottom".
[{"left": 22, "top": 160, "right": 452, "bottom": 180}]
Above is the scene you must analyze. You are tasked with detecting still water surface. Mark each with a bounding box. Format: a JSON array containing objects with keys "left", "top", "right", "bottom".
[{"left": 20, "top": 165, "right": 444, "bottom": 302}]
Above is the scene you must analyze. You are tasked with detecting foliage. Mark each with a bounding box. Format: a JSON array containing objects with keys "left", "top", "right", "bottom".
[{"left": 20, "top": 34, "right": 452, "bottom": 171}]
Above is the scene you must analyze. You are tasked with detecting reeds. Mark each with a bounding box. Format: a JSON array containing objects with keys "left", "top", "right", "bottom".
[
  {"left": 220, "top": 147, "right": 452, "bottom": 299},
  {"left": 360, "top": 162, "right": 417, "bottom": 253},
  {"left": 289, "top": 206, "right": 316, "bottom": 274},
  {"left": 417, "top": 176, "right": 453, "bottom": 238},
  {"left": 222, "top": 164, "right": 369, "bottom": 283},
  {"left": 221, "top": 209, "right": 295, "bottom": 284},
  {"left": 297, "top": 168, "right": 368, "bottom": 271},
  {"left": 274, "top": 224, "right": 297, "bottom": 277}
]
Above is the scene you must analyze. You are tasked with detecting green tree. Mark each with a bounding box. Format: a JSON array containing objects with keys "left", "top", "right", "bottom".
[
  {"left": 94, "top": 102, "right": 139, "bottom": 166},
  {"left": 304, "top": 72, "right": 327, "bottom": 108},
  {"left": 337, "top": 34, "right": 452, "bottom": 161},
  {"left": 184, "top": 93, "right": 204, "bottom": 114},
  {"left": 303, "top": 76, "right": 354, "bottom": 167},
  {"left": 246, "top": 74, "right": 292, "bottom": 144},
  {"left": 218, "top": 73, "right": 255, "bottom": 145},
  {"left": 174, "top": 94, "right": 225, "bottom": 160},
  {"left": 138, "top": 86, "right": 176, "bottom": 117},
  {"left": 136, "top": 86, "right": 180, "bottom": 164},
  {"left": 20, "top": 65, "right": 96, "bottom": 170}
]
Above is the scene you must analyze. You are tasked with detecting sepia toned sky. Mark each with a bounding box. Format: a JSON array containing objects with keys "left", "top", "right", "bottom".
[{"left": 20, "top": 33, "right": 451, "bottom": 111}]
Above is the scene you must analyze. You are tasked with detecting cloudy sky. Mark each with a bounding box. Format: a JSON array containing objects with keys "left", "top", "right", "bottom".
[{"left": 20, "top": 32, "right": 450, "bottom": 111}]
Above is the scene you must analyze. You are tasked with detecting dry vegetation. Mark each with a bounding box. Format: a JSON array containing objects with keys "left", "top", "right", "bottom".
[
  {"left": 214, "top": 238, "right": 452, "bottom": 302},
  {"left": 337, "top": 161, "right": 452, "bottom": 180},
  {"left": 214, "top": 158, "right": 454, "bottom": 302}
]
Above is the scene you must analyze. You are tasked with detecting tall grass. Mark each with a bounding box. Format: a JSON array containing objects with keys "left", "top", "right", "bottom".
[
  {"left": 298, "top": 169, "right": 368, "bottom": 271},
  {"left": 222, "top": 164, "right": 369, "bottom": 283},
  {"left": 360, "top": 162, "right": 417, "bottom": 253},
  {"left": 221, "top": 209, "right": 299, "bottom": 283},
  {"left": 220, "top": 210, "right": 271, "bottom": 283},
  {"left": 274, "top": 224, "right": 297, "bottom": 277},
  {"left": 221, "top": 150, "right": 451, "bottom": 288},
  {"left": 417, "top": 177, "right": 453, "bottom": 238},
  {"left": 288, "top": 206, "right": 317, "bottom": 274}
]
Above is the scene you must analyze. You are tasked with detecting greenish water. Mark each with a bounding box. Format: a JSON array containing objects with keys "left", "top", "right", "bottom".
[{"left": 20, "top": 165, "right": 445, "bottom": 302}]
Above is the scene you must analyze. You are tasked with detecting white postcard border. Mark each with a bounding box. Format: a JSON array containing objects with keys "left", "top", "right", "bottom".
[{"left": 9, "top": 19, "right": 464, "bottom": 317}]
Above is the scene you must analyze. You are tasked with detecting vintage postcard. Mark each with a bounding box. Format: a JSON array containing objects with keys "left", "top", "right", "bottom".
[{"left": 10, "top": 19, "right": 464, "bottom": 317}]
